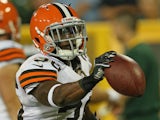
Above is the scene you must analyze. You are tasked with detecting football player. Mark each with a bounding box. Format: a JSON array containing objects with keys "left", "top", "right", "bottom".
[
  {"left": 16, "top": 2, "right": 116, "bottom": 120},
  {"left": 0, "top": 1, "right": 26, "bottom": 120}
]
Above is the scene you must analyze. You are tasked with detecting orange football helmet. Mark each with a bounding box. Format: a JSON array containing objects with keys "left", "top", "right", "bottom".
[
  {"left": 30, "top": 2, "right": 88, "bottom": 60},
  {"left": 0, "top": 0, "right": 21, "bottom": 41}
]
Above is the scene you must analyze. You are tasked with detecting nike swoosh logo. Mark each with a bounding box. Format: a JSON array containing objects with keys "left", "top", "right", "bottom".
[{"left": 33, "top": 64, "right": 43, "bottom": 67}]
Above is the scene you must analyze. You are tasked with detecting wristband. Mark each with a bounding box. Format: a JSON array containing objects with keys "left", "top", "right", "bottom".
[{"left": 48, "top": 84, "right": 61, "bottom": 107}]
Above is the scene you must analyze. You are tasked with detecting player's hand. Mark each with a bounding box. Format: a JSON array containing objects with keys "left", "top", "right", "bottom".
[
  {"left": 79, "top": 51, "right": 116, "bottom": 92},
  {"left": 92, "top": 51, "right": 117, "bottom": 80}
]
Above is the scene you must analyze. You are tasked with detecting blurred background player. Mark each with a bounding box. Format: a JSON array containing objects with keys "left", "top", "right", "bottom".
[
  {"left": 15, "top": 2, "right": 116, "bottom": 120},
  {"left": 110, "top": 11, "right": 160, "bottom": 120},
  {"left": 98, "top": 0, "right": 138, "bottom": 20},
  {"left": 0, "top": 0, "right": 26, "bottom": 120},
  {"left": 98, "top": 0, "right": 160, "bottom": 20},
  {"left": 136, "top": 0, "right": 160, "bottom": 19}
]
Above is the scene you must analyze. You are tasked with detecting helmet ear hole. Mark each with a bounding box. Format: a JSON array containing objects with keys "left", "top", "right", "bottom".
[{"left": 35, "top": 38, "right": 40, "bottom": 43}]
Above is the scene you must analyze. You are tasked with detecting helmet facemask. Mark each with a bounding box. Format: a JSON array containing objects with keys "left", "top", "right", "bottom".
[{"left": 43, "top": 18, "right": 87, "bottom": 60}]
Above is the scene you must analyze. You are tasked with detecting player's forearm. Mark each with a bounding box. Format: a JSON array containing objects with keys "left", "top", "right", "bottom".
[
  {"left": 53, "top": 74, "right": 101, "bottom": 107},
  {"left": 50, "top": 72, "right": 98, "bottom": 107},
  {"left": 53, "top": 82, "right": 86, "bottom": 107},
  {"left": 32, "top": 80, "right": 88, "bottom": 107},
  {"left": 33, "top": 75, "right": 98, "bottom": 107}
]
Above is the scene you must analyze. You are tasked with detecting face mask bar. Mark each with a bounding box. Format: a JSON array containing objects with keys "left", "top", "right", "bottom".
[{"left": 43, "top": 18, "right": 88, "bottom": 60}]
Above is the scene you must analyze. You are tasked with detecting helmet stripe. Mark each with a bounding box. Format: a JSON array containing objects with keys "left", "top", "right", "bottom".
[
  {"left": 64, "top": 5, "right": 74, "bottom": 16},
  {"left": 53, "top": 3, "right": 72, "bottom": 18}
]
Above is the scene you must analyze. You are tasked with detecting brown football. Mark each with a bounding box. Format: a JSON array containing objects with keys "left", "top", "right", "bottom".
[{"left": 104, "top": 53, "right": 146, "bottom": 97}]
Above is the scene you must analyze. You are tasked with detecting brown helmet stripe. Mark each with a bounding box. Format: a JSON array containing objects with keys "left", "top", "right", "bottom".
[{"left": 52, "top": 3, "right": 72, "bottom": 18}]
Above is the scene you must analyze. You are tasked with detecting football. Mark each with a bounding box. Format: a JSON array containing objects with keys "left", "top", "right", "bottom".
[{"left": 104, "top": 53, "right": 146, "bottom": 97}]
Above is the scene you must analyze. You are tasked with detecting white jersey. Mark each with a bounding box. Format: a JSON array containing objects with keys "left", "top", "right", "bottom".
[
  {"left": 0, "top": 40, "right": 26, "bottom": 68},
  {"left": 16, "top": 53, "right": 92, "bottom": 120},
  {"left": 0, "top": 40, "right": 26, "bottom": 120}
]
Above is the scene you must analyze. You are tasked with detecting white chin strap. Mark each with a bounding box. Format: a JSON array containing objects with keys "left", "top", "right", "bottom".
[
  {"left": 57, "top": 49, "right": 79, "bottom": 60},
  {"left": 57, "top": 38, "right": 84, "bottom": 60}
]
